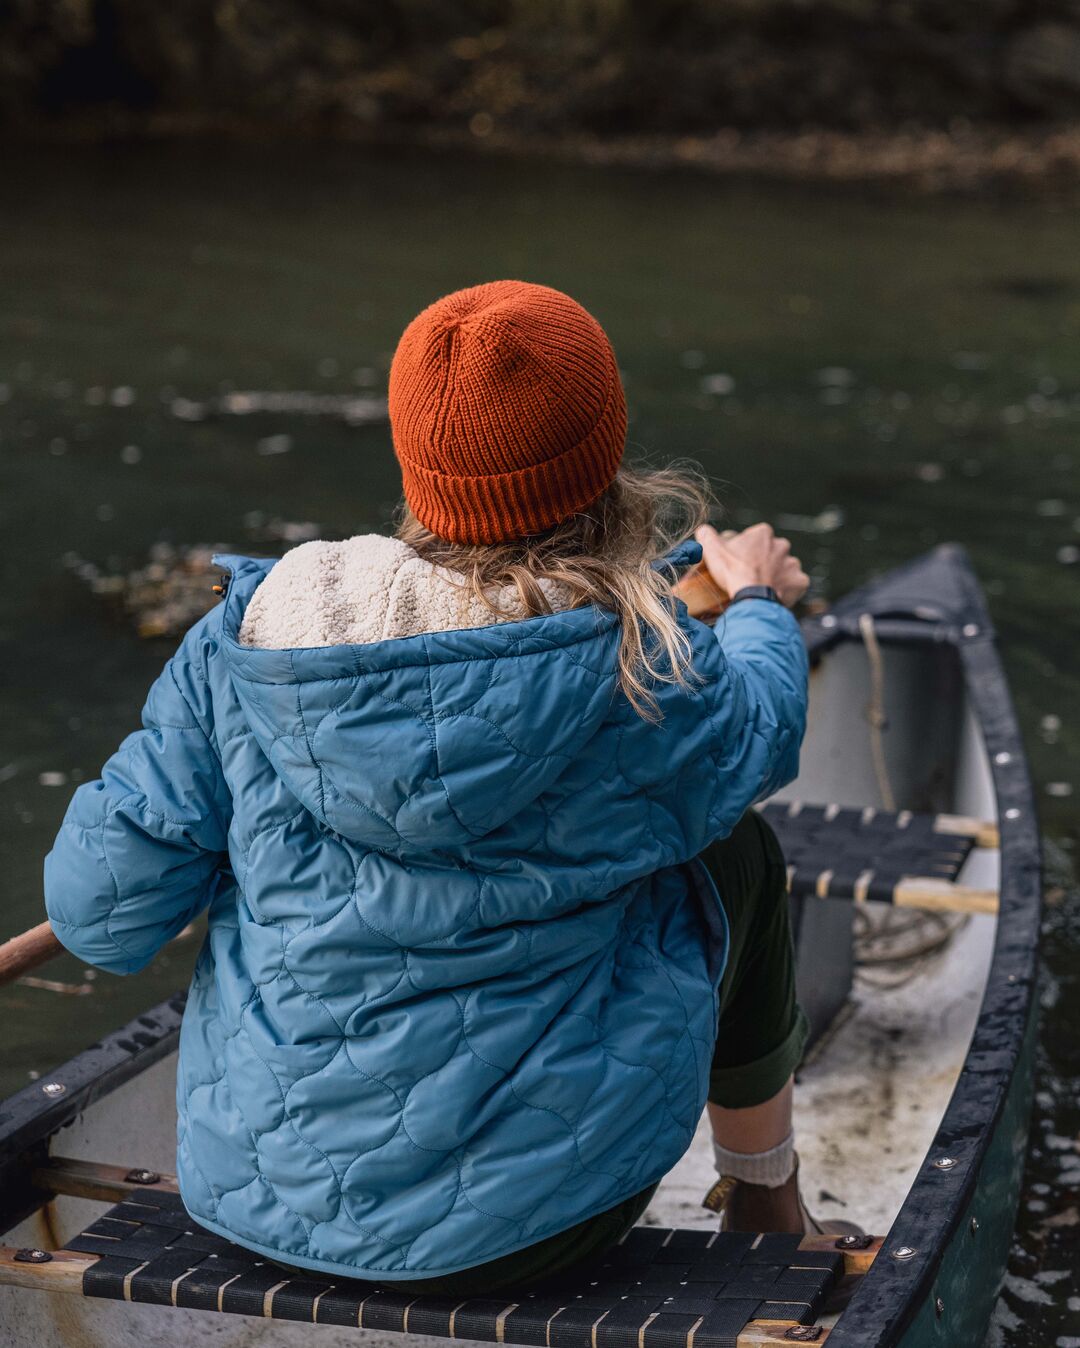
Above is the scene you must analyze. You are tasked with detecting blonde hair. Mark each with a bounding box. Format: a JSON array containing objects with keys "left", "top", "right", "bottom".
[{"left": 395, "top": 465, "right": 714, "bottom": 721}]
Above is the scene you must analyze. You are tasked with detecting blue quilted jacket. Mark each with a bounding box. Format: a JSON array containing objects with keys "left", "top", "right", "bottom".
[{"left": 44, "top": 539, "right": 808, "bottom": 1280}]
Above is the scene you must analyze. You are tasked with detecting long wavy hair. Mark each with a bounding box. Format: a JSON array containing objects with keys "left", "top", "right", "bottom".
[{"left": 395, "top": 464, "right": 715, "bottom": 721}]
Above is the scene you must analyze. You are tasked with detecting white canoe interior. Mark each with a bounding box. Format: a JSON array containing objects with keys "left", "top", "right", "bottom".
[
  {"left": 662, "top": 638, "right": 998, "bottom": 1240},
  {"left": 0, "top": 629, "right": 999, "bottom": 1348}
]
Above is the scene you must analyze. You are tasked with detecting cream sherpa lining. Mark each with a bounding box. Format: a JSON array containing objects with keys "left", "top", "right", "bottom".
[{"left": 238, "top": 534, "right": 572, "bottom": 650}]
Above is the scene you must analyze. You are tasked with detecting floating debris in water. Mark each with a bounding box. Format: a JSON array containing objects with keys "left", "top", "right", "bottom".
[
  {"left": 170, "top": 390, "right": 386, "bottom": 425},
  {"left": 38, "top": 771, "right": 68, "bottom": 787},
  {"left": 69, "top": 523, "right": 314, "bottom": 638},
  {"left": 110, "top": 386, "right": 135, "bottom": 407},
  {"left": 120, "top": 444, "right": 142, "bottom": 464},
  {"left": 815, "top": 367, "right": 855, "bottom": 387},
  {"left": 256, "top": 434, "right": 292, "bottom": 456},
  {"left": 1057, "top": 545, "right": 1080, "bottom": 564},
  {"left": 1037, "top": 500, "right": 1068, "bottom": 517},
  {"left": 1041, "top": 714, "right": 1062, "bottom": 744},
  {"left": 49, "top": 438, "right": 66, "bottom": 456},
  {"left": 95, "top": 503, "right": 115, "bottom": 522},
  {"left": 891, "top": 392, "right": 912, "bottom": 410},
  {"left": 69, "top": 543, "right": 233, "bottom": 638},
  {"left": 1002, "top": 1274, "right": 1055, "bottom": 1308},
  {"left": 680, "top": 350, "right": 705, "bottom": 370},
  {"left": 951, "top": 351, "right": 991, "bottom": 371},
  {"left": 1001, "top": 405, "right": 1025, "bottom": 424},
  {"left": 18, "top": 975, "right": 93, "bottom": 996},
  {"left": 700, "top": 373, "right": 735, "bottom": 396},
  {"left": 916, "top": 463, "right": 945, "bottom": 483},
  {"left": 818, "top": 387, "right": 849, "bottom": 405},
  {"left": 85, "top": 386, "right": 106, "bottom": 406},
  {"left": 774, "top": 506, "right": 845, "bottom": 535},
  {"left": 352, "top": 367, "right": 377, "bottom": 387},
  {"left": 1046, "top": 783, "right": 1074, "bottom": 798},
  {"left": 244, "top": 516, "right": 321, "bottom": 544},
  {"left": 171, "top": 397, "right": 205, "bottom": 421},
  {"left": 317, "top": 358, "right": 339, "bottom": 378},
  {"left": 0, "top": 383, "right": 10, "bottom": 403}
]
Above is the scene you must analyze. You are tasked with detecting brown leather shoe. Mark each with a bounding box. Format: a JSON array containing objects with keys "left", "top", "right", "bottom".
[{"left": 702, "top": 1155, "right": 864, "bottom": 1238}]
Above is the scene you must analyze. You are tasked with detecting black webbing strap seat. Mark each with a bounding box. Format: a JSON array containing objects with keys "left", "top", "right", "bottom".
[
  {"left": 758, "top": 801, "right": 990, "bottom": 908},
  {"left": 24, "top": 1189, "right": 857, "bottom": 1347}
]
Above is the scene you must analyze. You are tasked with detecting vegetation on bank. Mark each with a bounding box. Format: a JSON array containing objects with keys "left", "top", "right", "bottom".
[
  {"left": 6, "top": 1, "right": 1080, "bottom": 136},
  {"left": 6, "top": 2, "right": 1080, "bottom": 188}
]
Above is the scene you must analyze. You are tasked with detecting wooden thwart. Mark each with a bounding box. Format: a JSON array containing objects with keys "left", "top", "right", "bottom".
[
  {"left": 0, "top": 1247, "right": 89, "bottom": 1296},
  {"left": 31, "top": 1156, "right": 179, "bottom": 1203},
  {"left": 799, "top": 1234, "right": 882, "bottom": 1278},
  {"left": 932, "top": 813, "right": 1000, "bottom": 850},
  {"left": 891, "top": 879, "right": 998, "bottom": 915}
]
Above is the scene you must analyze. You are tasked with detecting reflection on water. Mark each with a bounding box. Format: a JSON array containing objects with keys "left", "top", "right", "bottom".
[{"left": 1, "top": 143, "right": 1078, "bottom": 1344}]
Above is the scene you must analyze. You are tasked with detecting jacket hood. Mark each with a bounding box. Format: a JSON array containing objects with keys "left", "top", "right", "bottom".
[{"left": 212, "top": 542, "right": 700, "bottom": 853}]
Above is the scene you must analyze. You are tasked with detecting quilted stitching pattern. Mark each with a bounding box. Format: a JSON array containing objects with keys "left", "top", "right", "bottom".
[{"left": 44, "top": 545, "right": 808, "bottom": 1281}]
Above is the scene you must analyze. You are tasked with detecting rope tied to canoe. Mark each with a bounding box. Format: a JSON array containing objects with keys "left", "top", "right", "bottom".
[{"left": 858, "top": 612, "right": 896, "bottom": 814}]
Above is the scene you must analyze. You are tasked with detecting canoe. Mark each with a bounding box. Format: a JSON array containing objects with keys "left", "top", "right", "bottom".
[{"left": 0, "top": 544, "right": 1041, "bottom": 1348}]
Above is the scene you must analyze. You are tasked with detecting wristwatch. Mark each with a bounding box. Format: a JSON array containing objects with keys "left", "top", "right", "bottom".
[{"left": 729, "top": 585, "right": 782, "bottom": 606}]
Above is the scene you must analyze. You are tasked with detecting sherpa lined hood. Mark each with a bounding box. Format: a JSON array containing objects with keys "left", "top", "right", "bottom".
[
  {"left": 219, "top": 541, "right": 620, "bottom": 850},
  {"left": 45, "top": 536, "right": 808, "bottom": 1280}
]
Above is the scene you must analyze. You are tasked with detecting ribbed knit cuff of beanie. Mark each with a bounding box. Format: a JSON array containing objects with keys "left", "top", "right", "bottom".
[{"left": 388, "top": 280, "right": 627, "bottom": 546}]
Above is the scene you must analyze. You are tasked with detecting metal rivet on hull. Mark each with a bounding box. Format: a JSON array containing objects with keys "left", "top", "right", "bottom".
[
  {"left": 13, "top": 1249, "right": 52, "bottom": 1264},
  {"left": 124, "top": 1168, "right": 161, "bottom": 1185},
  {"left": 41, "top": 1082, "right": 65, "bottom": 1098},
  {"left": 891, "top": 1246, "right": 918, "bottom": 1261},
  {"left": 933, "top": 1157, "right": 957, "bottom": 1170}
]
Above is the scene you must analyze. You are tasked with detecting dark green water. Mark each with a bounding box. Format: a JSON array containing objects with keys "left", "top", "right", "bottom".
[{"left": 1, "top": 144, "right": 1078, "bottom": 1343}]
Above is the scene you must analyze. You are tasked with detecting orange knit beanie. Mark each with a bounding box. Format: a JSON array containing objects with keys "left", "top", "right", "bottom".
[{"left": 389, "top": 280, "right": 627, "bottom": 544}]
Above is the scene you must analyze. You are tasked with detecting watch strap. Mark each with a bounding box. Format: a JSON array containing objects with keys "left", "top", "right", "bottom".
[{"left": 729, "top": 585, "right": 782, "bottom": 606}]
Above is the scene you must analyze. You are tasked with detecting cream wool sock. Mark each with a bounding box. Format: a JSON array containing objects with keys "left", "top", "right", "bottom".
[{"left": 712, "top": 1132, "right": 796, "bottom": 1189}]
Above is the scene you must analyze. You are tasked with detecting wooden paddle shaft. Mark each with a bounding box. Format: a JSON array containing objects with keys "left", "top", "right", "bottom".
[
  {"left": 0, "top": 920, "right": 65, "bottom": 989},
  {"left": 672, "top": 562, "right": 730, "bottom": 619}
]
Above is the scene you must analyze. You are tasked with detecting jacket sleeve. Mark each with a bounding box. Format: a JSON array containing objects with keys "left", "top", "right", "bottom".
[
  {"left": 706, "top": 597, "right": 809, "bottom": 830},
  {"left": 43, "top": 611, "right": 231, "bottom": 975}
]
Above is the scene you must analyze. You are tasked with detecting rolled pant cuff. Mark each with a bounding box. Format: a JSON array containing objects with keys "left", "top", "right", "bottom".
[{"left": 707, "top": 1005, "right": 810, "bottom": 1110}]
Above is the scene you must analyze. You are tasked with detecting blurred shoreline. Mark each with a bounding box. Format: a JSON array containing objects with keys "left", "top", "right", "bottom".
[
  {"left": 8, "top": 114, "right": 1080, "bottom": 196},
  {"left": 8, "top": 1, "right": 1080, "bottom": 196}
]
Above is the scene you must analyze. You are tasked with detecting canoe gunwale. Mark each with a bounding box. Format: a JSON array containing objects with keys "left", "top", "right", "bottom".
[
  {"left": 0, "top": 991, "right": 186, "bottom": 1234},
  {"left": 807, "top": 545, "right": 1041, "bottom": 1348},
  {"left": 0, "top": 545, "right": 1041, "bottom": 1348}
]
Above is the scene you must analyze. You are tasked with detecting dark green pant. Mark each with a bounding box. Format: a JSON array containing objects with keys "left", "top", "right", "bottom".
[{"left": 272, "top": 810, "right": 806, "bottom": 1295}]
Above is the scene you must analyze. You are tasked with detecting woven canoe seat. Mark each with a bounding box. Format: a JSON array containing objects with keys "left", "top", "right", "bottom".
[
  {"left": 29, "top": 1189, "right": 863, "bottom": 1347},
  {"left": 758, "top": 802, "right": 987, "bottom": 907}
]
